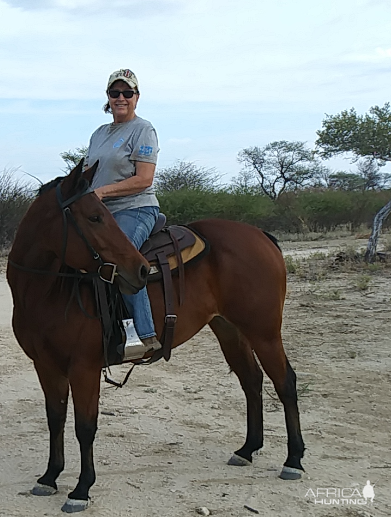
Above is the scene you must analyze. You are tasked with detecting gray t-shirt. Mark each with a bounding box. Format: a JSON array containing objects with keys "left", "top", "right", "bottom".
[{"left": 87, "top": 116, "right": 159, "bottom": 213}]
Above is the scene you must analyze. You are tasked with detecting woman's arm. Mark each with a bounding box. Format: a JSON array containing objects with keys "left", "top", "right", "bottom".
[{"left": 94, "top": 162, "right": 156, "bottom": 200}]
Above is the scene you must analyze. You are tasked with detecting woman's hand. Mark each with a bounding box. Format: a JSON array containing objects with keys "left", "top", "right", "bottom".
[
  {"left": 94, "top": 162, "right": 156, "bottom": 200},
  {"left": 94, "top": 187, "right": 105, "bottom": 200}
]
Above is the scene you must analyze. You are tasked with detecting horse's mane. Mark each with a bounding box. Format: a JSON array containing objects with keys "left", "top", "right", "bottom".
[
  {"left": 38, "top": 176, "right": 66, "bottom": 196},
  {"left": 37, "top": 175, "right": 90, "bottom": 198}
]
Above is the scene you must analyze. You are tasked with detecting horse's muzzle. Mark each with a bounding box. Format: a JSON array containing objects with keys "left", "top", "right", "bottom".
[{"left": 116, "top": 263, "right": 149, "bottom": 295}]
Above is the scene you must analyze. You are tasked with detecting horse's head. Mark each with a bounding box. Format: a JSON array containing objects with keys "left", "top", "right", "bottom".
[{"left": 50, "top": 160, "right": 149, "bottom": 294}]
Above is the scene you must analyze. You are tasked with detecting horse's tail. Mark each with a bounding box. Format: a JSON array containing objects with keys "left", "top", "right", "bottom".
[{"left": 263, "top": 230, "right": 282, "bottom": 253}]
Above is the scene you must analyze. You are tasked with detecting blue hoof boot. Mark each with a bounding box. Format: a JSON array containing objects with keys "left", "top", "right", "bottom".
[
  {"left": 279, "top": 465, "right": 302, "bottom": 480},
  {"left": 31, "top": 483, "right": 57, "bottom": 496},
  {"left": 61, "top": 498, "right": 89, "bottom": 513}
]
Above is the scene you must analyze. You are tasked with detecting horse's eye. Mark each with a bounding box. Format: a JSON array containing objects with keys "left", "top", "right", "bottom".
[{"left": 88, "top": 215, "right": 102, "bottom": 223}]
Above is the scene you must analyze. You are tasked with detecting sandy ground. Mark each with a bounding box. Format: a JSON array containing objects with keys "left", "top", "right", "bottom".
[{"left": 0, "top": 236, "right": 390, "bottom": 517}]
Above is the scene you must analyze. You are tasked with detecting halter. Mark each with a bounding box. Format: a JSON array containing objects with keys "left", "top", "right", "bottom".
[
  {"left": 56, "top": 183, "right": 117, "bottom": 283},
  {"left": 9, "top": 181, "right": 117, "bottom": 284},
  {"left": 9, "top": 179, "right": 136, "bottom": 386}
]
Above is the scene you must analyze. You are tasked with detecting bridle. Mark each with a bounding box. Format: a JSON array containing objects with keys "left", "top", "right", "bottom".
[
  {"left": 9, "top": 179, "right": 139, "bottom": 385},
  {"left": 56, "top": 182, "right": 118, "bottom": 283},
  {"left": 9, "top": 181, "right": 118, "bottom": 284}
]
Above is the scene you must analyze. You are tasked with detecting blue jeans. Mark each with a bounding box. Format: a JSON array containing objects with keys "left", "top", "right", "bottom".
[{"left": 114, "top": 206, "right": 159, "bottom": 339}]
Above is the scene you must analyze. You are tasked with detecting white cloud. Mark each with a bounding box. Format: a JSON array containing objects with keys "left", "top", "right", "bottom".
[
  {"left": 1, "top": 0, "right": 390, "bottom": 107},
  {"left": 1, "top": 0, "right": 391, "bottom": 180},
  {"left": 0, "top": 14, "right": 339, "bottom": 105},
  {"left": 340, "top": 47, "right": 391, "bottom": 63},
  {"left": 375, "top": 47, "right": 391, "bottom": 58},
  {"left": 3, "top": 0, "right": 183, "bottom": 15}
]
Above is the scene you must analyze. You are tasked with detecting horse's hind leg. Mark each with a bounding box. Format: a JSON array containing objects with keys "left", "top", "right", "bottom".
[
  {"left": 252, "top": 336, "right": 305, "bottom": 480},
  {"left": 61, "top": 365, "right": 101, "bottom": 513},
  {"left": 32, "top": 362, "right": 69, "bottom": 495},
  {"left": 209, "top": 316, "right": 264, "bottom": 465}
]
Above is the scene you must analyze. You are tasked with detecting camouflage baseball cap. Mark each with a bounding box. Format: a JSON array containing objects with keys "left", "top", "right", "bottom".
[{"left": 107, "top": 69, "right": 139, "bottom": 91}]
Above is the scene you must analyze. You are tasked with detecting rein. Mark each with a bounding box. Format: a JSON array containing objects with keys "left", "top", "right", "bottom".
[
  {"left": 58, "top": 184, "right": 99, "bottom": 266},
  {"left": 9, "top": 183, "right": 118, "bottom": 285},
  {"left": 7, "top": 260, "right": 98, "bottom": 279},
  {"left": 8, "top": 180, "right": 135, "bottom": 385}
]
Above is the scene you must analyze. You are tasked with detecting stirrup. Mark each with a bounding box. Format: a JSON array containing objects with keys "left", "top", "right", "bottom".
[{"left": 117, "top": 320, "right": 161, "bottom": 361}]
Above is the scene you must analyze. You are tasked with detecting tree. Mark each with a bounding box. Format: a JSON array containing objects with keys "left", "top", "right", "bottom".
[
  {"left": 326, "top": 171, "right": 365, "bottom": 191},
  {"left": 237, "top": 141, "right": 326, "bottom": 200},
  {"left": 0, "top": 167, "right": 34, "bottom": 248},
  {"left": 365, "top": 197, "right": 391, "bottom": 262},
  {"left": 155, "top": 160, "right": 221, "bottom": 193},
  {"left": 316, "top": 104, "right": 391, "bottom": 262},
  {"left": 326, "top": 158, "right": 390, "bottom": 192},
  {"left": 228, "top": 169, "right": 262, "bottom": 195},
  {"left": 316, "top": 103, "right": 391, "bottom": 161},
  {"left": 356, "top": 157, "right": 390, "bottom": 190},
  {"left": 60, "top": 146, "right": 88, "bottom": 173}
]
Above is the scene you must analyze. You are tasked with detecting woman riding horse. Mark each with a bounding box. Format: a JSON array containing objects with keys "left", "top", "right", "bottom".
[
  {"left": 87, "top": 68, "right": 161, "bottom": 360},
  {"left": 7, "top": 117, "right": 305, "bottom": 513}
]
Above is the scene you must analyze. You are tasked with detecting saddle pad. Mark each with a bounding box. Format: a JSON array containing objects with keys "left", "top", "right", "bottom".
[{"left": 147, "top": 230, "right": 207, "bottom": 281}]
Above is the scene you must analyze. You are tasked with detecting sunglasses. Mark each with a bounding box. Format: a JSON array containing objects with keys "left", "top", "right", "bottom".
[{"left": 108, "top": 89, "right": 137, "bottom": 99}]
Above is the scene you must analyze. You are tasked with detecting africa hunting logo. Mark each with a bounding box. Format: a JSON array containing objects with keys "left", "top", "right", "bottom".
[{"left": 305, "top": 480, "right": 375, "bottom": 505}]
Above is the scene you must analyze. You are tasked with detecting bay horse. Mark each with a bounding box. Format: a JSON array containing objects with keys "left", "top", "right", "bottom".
[{"left": 6, "top": 161, "right": 304, "bottom": 513}]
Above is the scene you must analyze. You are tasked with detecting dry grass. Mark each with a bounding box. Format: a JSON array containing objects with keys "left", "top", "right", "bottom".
[{"left": 285, "top": 242, "right": 391, "bottom": 283}]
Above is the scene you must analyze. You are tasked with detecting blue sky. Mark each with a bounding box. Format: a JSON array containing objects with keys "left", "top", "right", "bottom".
[{"left": 0, "top": 0, "right": 391, "bottom": 185}]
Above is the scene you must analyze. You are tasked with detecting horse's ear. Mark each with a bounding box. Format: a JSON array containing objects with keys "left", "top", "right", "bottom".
[
  {"left": 83, "top": 160, "right": 99, "bottom": 185},
  {"left": 62, "top": 159, "right": 85, "bottom": 197}
]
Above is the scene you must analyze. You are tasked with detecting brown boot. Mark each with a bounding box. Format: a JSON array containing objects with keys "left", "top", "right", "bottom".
[
  {"left": 122, "top": 336, "right": 161, "bottom": 361},
  {"left": 141, "top": 336, "right": 162, "bottom": 351}
]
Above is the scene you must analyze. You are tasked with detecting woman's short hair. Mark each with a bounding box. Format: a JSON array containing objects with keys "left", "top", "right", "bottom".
[{"left": 103, "top": 101, "right": 112, "bottom": 114}]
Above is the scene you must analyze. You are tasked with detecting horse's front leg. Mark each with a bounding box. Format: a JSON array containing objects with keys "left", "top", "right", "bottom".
[
  {"left": 32, "top": 362, "right": 69, "bottom": 495},
  {"left": 61, "top": 365, "right": 101, "bottom": 513}
]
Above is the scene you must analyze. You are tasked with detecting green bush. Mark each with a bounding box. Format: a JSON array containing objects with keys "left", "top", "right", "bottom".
[
  {"left": 159, "top": 189, "right": 275, "bottom": 226},
  {"left": 157, "top": 188, "right": 391, "bottom": 233},
  {"left": 0, "top": 169, "right": 33, "bottom": 249},
  {"left": 296, "top": 190, "right": 356, "bottom": 231},
  {"left": 1, "top": 169, "right": 390, "bottom": 250},
  {"left": 271, "top": 189, "right": 391, "bottom": 233}
]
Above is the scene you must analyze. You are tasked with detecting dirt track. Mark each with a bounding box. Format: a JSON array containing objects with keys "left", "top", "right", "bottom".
[{"left": 0, "top": 238, "right": 390, "bottom": 516}]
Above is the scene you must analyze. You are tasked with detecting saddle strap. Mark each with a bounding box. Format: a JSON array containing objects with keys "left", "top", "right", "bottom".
[
  {"left": 156, "top": 249, "right": 176, "bottom": 361},
  {"left": 93, "top": 278, "right": 112, "bottom": 367},
  {"left": 170, "top": 229, "right": 185, "bottom": 306},
  {"left": 93, "top": 278, "right": 126, "bottom": 368}
]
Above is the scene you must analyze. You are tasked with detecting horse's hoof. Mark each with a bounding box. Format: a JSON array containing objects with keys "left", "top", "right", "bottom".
[
  {"left": 227, "top": 453, "right": 252, "bottom": 467},
  {"left": 279, "top": 466, "right": 303, "bottom": 480},
  {"left": 61, "top": 498, "right": 89, "bottom": 513},
  {"left": 31, "top": 483, "right": 57, "bottom": 496}
]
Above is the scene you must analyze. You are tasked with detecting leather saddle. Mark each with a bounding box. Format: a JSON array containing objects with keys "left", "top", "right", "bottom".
[
  {"left": 138, "top": 213, "right": 209, "bottom": 363},
  {"left": 99, "top": 214, "right": 209, "bottom": 375},
  {"left": 141, "top": 214, "right": 197, "bottom": 278}
]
